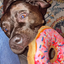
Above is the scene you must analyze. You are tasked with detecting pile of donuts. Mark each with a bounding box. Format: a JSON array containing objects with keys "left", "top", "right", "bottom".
[{"left": 27, "top": 26, "right": 64, "bottom": 64}]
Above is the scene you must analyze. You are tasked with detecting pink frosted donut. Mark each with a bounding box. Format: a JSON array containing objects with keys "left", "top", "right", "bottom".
[{"left": 27, "top": 26, "right": 64, "bottom": 64}]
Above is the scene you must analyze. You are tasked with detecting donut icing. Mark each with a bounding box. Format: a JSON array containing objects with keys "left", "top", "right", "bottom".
[{"left": 27, "top": 26, "right": 64, "bottom": 64}]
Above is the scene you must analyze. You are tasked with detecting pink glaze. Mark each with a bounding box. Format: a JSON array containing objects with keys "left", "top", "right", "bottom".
[{"left": 35, "top": 28, "right": 64, "bottom": 64}]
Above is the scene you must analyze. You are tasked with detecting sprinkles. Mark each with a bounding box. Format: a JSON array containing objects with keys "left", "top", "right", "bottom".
[
  {"left": 41, "top": 37, "right": 44, "bottom": 41},
  {"left": 39, "top": 45, "right": 42, "bottom": 48},
  {"left": 35, "top": 27, "right": 64, "bottom": 64},
  {"left": 41, "top": 56, "right": 45, "bottom": 59}
]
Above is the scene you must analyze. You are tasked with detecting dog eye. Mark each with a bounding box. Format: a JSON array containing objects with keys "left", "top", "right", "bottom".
[
  {"left": 2, "top": 22, "right": 10, "bottom": 33},
  {"left": 2, "top": 25, "right": 8, "bottom": 33},
  {"left": 3, "top": 28, "right": 8, "bottom": 32},
  {"left": 20, "top": 14, "right": 27, "bottom": 19},
  {"left": 2, "top": 23, "right": 10, "bottom": 38}
]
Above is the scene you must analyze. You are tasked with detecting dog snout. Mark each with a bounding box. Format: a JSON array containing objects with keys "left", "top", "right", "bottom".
[
  {"left": 10, "top": 35, "right": 22, "bottom": 45},
  {"left": 9, "top": 34, "right": 29, "bottom": 54}
]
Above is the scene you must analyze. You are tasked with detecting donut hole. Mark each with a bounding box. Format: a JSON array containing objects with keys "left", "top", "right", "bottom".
[{"left": 49, "top": 48, "right": 55, "bottom": 60}]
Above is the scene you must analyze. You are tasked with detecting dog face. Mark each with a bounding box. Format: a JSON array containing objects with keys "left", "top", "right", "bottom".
[{"left": 1, "top": 1, "right": 51, "bottom": 54}]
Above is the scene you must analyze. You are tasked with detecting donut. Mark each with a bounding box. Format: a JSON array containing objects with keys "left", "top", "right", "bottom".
[{"left": 27, "top": 26, "right": 64, "bottom": 64}]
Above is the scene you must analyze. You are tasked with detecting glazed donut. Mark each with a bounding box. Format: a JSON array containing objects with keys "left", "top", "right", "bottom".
[{"left": 27, "top": 26, "right": 64, "bottom": 64}]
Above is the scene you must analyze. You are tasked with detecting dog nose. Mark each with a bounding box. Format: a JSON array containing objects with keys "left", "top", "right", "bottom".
[
  {"left": 9, "top": 35, "right": 23, "bottom": 47},
  {"left": 9, "top": 34, "right": 29, "bottom": 54},
  {"left": 12, "top": 35, "right": 22, "bottom": 44}
]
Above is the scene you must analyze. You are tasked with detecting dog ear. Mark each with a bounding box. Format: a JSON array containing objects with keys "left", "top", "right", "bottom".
[
  {"left": 36, "top": 1, "right": 51, "bottom": 15},
  {"left": 3, "top": 0, "right": 15, "bottom": 12},
  {"left": 36, "top": 1, "right": 51, "bottom": 8}
]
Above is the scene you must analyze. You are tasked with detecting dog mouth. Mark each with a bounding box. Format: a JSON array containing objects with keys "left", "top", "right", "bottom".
[
  {"left": 10, "top": 44, "right": 23, "bottom": 50},
  {"left": 10, "top": 42, "right": 28, "bottom": 54},
  {"left": 10, "top": 45, "right": 26, "bottom": 54}
]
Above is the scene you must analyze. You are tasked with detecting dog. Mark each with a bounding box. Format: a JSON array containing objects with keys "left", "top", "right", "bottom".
[{"left": 1, "top": 0, "right": 51, "bottom": 64}]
